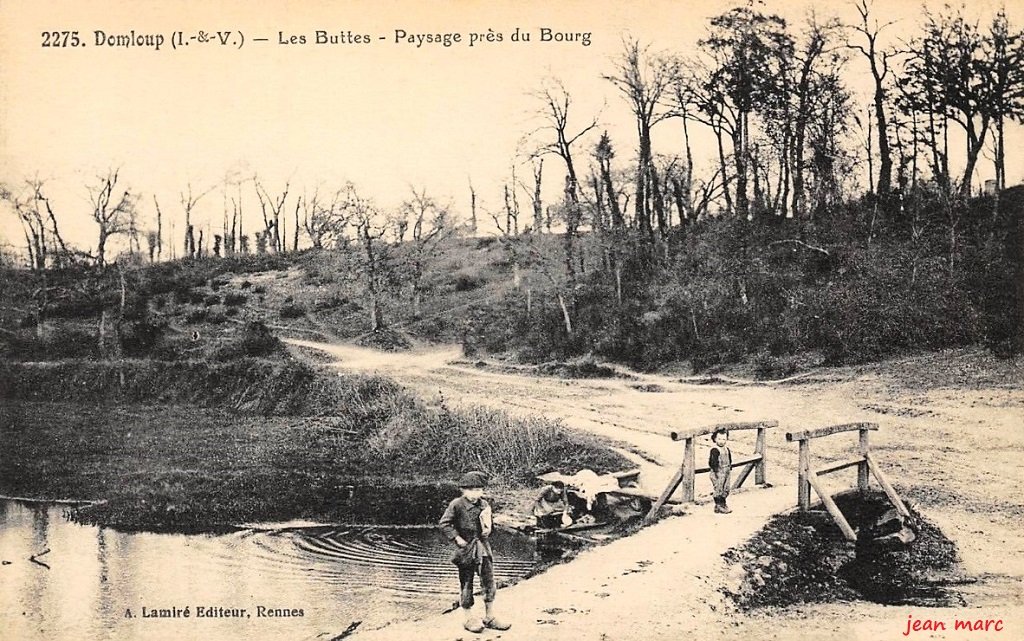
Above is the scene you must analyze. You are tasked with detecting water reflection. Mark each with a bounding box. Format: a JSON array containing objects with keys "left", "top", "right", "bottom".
[{"left": 0, "top": 501, "right": 538, "bottom": 640}]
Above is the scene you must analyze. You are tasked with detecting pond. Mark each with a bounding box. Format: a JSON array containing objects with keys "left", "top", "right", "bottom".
[{"left": 0, "top": 500, "right": 540, "bottom": 640}]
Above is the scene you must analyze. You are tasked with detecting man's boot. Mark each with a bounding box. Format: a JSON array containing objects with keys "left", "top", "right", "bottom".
[
  {"left": 720, "top": 498, "right": 732, "bottom": 514},
  {"left": 714, "top": 497, "right": 726, "bottom": 513},
  {"left": 484, "top": 603, "right": 511, "bottom": 630},
  {"left": 463, "top": 608, "right": 484, "bottom": 633}
]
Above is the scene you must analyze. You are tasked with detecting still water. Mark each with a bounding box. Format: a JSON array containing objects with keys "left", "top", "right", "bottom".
[{"left": 0, "top": 500, "right": 538, "bottom": 640}]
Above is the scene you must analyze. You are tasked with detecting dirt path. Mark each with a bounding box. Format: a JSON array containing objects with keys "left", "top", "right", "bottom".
[{"left": 286, "top": 339, "right": 1024, "bottom": 641}]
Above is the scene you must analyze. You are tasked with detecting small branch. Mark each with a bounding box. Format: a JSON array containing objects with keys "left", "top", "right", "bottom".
[
  {"left": 767, "top": 239, "right": 830, "bottom": 256},
  {"left": 29, "top": 548, "right": 51, "bottom": 569}
]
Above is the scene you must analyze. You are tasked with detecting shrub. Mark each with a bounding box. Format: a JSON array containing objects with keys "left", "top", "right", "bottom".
[
  {"left": 240, "top": 280, "right": 253, "bottom": 290},
  {"left": 203, "top": 294, "right": 221, "bottom": 307},
  {"left": 253, "top": 284, "right": 267, "bottom": 294},
  {"left": 120, "top": 320, "right": 166, "bottom": 357},
  {"left": 214, "top": 321, "right": 283, "bottom": 360},
  {"left": 280, "top": 303, "right": 305, "bottom": 319},
  {"left": 185, "top": 308, "right": 209, "bottom": 324},
  {"left": 223, "top": 292, "right": 247, "bottom": 307},
  {"left": 753, "top": 351, "right": 799, "bottom": 380},
  {"left": 174, "top": 289, "right": 205, "bottom": 305},
  {"left": 453, "top": 273, "right": 485, "bottom": 292}
]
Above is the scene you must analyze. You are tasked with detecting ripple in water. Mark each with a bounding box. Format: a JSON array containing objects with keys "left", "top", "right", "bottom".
[{"left": 0, "top": 501, "right": 540, "bottom": 641}]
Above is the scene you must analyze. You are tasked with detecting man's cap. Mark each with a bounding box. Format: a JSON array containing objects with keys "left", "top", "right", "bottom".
[{"left": 458, "top": 470, "right": 489, "bottom": 488}]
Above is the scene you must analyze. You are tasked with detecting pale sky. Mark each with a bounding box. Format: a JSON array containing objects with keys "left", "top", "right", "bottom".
[{"left": 1, "top": 0, "right": 1021, "bottom": 256}]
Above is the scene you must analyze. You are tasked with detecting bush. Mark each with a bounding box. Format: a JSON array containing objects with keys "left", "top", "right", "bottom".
[
  {"left": 253, "top": 284, "right": 267, "bottom": 294},
  {"left": 223, "top": 292, "right": 247, "bottom": 307},
  {"left": 240, "top": 280, "right": 253, "bottom": 290},
  {"left": 213, "top": 321, "right": 283, "bottom": 360},
  {"left": 203, "top": 294, "right": 221, "bottom": 307},
  {"left": 174, "top": 289, "right": 205, "bottom": 305},
  {"left": 356, "top": 327, "right": 412, "bottom": 351},
  {"left": 185, "top": 308, "right": 209, "bottom": 324},
  {"left": 453, "top": 272, "right": 485, "bottom": 292},
  {"left": 280, "top": 303, "right": 305, "bottom": 319},
  {"left": 0, "top": 328, "right": 100, "bottom": 360},
  {"left": 752, "top": 351, "right": 799, "bottom": 380},
  {"left": 120, "top": 320, "right": 166, "bottom": 357}
]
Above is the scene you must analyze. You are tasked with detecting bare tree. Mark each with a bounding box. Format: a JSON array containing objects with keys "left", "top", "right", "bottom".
[
  {"left": 467, "top": 177, "right": 478, "bottom": 234},
  {"left": 1, "top": 179, "right": 76, "bottom": 269},
  {"left": 253, "top": 175, "right": 290, "bottom": 253},
  {"left": 604, "top": 37, "right": 678, "bottom": 234},
  {"left": 88, "top": 169, "right": 137, "bottom": 267},
  {"left": 349, "top": 186, "right": 395, "bottom": 331},
  {"left": 180, "top": 182, "right": 214, "bottom": 260},
  {"left": 399, "top": 188, "right": 455, "bottom": 318},
  {"left": 530, "top": 76, "right": 599, "bottom": 334},
  {"left": 847, "top": 0, "right": 896, "bottom": 196},
  {"left": 303, "top": 186, "right": 355, "bottom": 249}
]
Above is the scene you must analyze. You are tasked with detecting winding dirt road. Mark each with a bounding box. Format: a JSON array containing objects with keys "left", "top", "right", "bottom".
[{"left": 287, "top": 339, "right": 1024, "bottom": 641}]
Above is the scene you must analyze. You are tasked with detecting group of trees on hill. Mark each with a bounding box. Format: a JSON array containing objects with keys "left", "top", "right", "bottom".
[{"left": 2, "top": 1, "right": 1023, "bottom": 366}]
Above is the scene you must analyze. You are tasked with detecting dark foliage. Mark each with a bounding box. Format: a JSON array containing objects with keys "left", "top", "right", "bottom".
[
  {"left": 463, "top": 190, "right": 1021, "bottom": 370},
  {"left": 279, "top": 302, "right": 306, "bottom": 319}
]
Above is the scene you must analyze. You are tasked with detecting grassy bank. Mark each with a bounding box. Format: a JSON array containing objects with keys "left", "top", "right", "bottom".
[{"left": 0, "top": 359, "right": 629, "bottom": 533}]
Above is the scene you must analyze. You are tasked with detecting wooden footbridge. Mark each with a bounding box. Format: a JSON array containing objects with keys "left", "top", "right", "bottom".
[{"left": 644, "top": 419, "right": 911, "bottom": 543}]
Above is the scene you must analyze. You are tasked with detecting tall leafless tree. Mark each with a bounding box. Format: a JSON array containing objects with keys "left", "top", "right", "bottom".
[{"left": 88, "top": 169, "right": 137, "bottom": 267}]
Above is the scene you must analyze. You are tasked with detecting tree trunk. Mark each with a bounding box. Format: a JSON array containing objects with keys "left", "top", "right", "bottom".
[
  {"left": 636, "top": 132, "right": 650, "bottom": 233},
  {"left": 615, "top": 262, "right": 623, "bottom": 306},
  {"left": 682, "top": 112, "right": 694, "bottom": 219},
  {"left": 96, "top": 230, "right": 108, "bottom": 267},
  {"left": 873, "top": 76, "right": 892, "bottom": 195},
  {"left": 370, "top": 292, "right": 383, "bottom": 331},
  {"left": 715, "top": 127, "right": 733, "bottom": 215},
  {"left": 556, "top": 292, "right": 573, "bottom": 336},
  {"left": 117, "top": 262, "right": 126, "bottom": 388},
  {"left": 732, "top": 117, "right": 749, "bottom": 219},
  {"left": 532, "top": 160, "right": 544, "bottom": 233},
  {"left": 649, "top": 161, "right": 667, "bottom": 234}
]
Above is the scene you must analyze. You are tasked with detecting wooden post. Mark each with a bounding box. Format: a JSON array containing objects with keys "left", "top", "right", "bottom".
[
  {"left": 865, "top": 453, "right": 911, "bottom": 517},
  {"left": 755, "top": 425, "right": 767, "bottom": 485},
  {"left": 681, "top": 436, "right": 696, "bottom": 502},
  {"left": 797, "top": 439, "right": 810, "bottom": 510},
  {"left": 806, "top": 472, "right": 858, "bottom": 541},
  {"left": 858, "top": 427, "right": 870, "bottom": 493}
]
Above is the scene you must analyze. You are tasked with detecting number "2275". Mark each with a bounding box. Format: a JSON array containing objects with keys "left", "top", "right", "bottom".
[{"left": 41, "top": 31, "right": 82, "bottom": 47}]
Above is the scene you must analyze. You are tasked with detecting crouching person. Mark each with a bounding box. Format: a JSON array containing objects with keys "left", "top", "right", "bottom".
[
  {"left": 439, "top": 471, "right": 512, "bottom": 633},
  {"left": 532, "top": 480, "right": 572, "bottom": 529}
]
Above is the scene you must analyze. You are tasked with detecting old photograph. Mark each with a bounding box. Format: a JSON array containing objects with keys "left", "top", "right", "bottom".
[{"left": 1, "top": 1, "right": 1022, "bottom": 639}]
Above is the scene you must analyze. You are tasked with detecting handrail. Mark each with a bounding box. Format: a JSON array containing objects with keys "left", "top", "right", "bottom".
[
  {"left": 786, "top": 422, "right": 877, "bottom": 442},
  {"left": 671, "top": 419, "right": 778, "bottom": 441}
]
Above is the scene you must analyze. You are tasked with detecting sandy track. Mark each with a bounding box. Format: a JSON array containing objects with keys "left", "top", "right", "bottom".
[{"left": 286, "top": 339, "right": 1024, "bottom": 640}]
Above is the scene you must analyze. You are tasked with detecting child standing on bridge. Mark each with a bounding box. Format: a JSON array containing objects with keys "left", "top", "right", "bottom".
[
  {"left": 439, "top": 471, "right": 512, "bottom": 634},
  {"left": 709, "top": 429, "right": 733, "bottom": 514}
]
